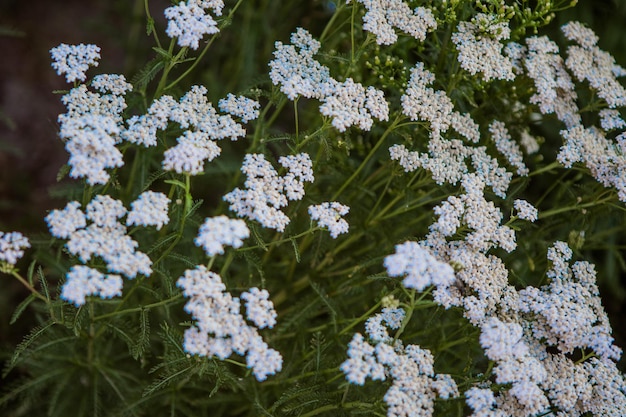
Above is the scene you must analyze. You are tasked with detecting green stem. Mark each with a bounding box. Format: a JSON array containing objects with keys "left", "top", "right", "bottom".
[
  {"left": 10, "top": 271, "right": 48, "bottom": 302},
  {"left": 538, "top": 196, "right": 613, "bottom": 219},
  {"left": 93, "top": 294, "right": 184, "bottom": 321},
  {"left": 331, "top": 116, "right": 401, "bottom": 200},
  {"left": 162, "top": 0, "right": 245, "bottom": 93}
]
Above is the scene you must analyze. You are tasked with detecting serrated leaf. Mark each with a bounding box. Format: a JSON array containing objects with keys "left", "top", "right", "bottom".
[
  {"left": 56, "top": 164, "right": 70, "bottom": 182},
  {"left": 10, "top": 294, "right": 36, "bottom": 325},
  {"left": 4, "top": 321, "right": 55, "bottom": 375}
]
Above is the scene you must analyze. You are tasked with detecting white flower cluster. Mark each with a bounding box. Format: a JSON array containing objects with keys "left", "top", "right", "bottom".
[
  {"left": 194, "top": 215, "right": 249, "bottom": 256},
  {"left": 240, "top": 287, "right": 277, "bottom": 329},
  {"left": 319, "top": 78, "right": 389, "bottom": 131},
  {"left": 599, "top": 108, "right": 626, "bottom": 131},
  {"left": 223, "top": 153, "right": 314, "bottom": 232},
  {"left": 177, "top": 266, "right": 282, "bottom": 381},
  {"left": 384, "top": 241, "right": 455, "bottom": 291},
  {"left": 409, "top": 225, "right": 626, "bottom": 414},
  {"left": 513, "top": 199, "right": 538, "bottom": 222},
  {"left": 50, "top": 43, "right": 101, "bottom": 83},
  {"left": 218, "top": 93, "right": 260, "bottom": 123},
  {"left": 269, "top": 27, "right": 334, "bottom": 100},
  {"left": 432, "top": 174, "right": 517, "bottom": 252},
  {"left": 519, "top": 36, "right": 581, "bottom": 129},
  {"left": 126, "top": 191, "right": 171, "bottom": 230},
  {"left": 558, "top": 125, "right": 626, "bottom": 201},
  {"left": 349, "top": 0, "right": 437, "bottom": 45},
  {"left": 563, "top": 21, "right": 626, "bottom": 108},
  {"left": 401, "top": 62, "right": 480, "bottom": 141},
  {"left": 164, "top": 0, "right": 224, "bottom": 50},
  {"left": 389, "top": 139, "right": 512, "bottom": 198},
  {"left": 307, "top": 202, "right": 349, "bottom": 238},
  {"left": 341, "top": 308, "right": 458, "bottom": 417},
  {"left": 489, "top": 121, "right": 528, "bottom": 176},
  {"left": 61, "top": 265, "right": 123, "bottom": 306},
  {"left": 478, "top": 317, "right": 550, "bottom": 415},
  {"left": 45, "top": 193, "right": 168, "bottom": 305},
  {"left": 124, "top": 85, "right": 256, "bottom": 175},
  {"left": 519, "top": 241, "right": 622, "bottom": 361},
  {"left": 0, "top": 231, "right": 30, "bottom": 266},
  {"left": 451, "top": 14, "right": 515, "bottom": 82},
  {"left": 269, "top": 28, "right": 389, "bottom": 131},
  {"left": 57, "top": 75, "right": 133, "bottom": 185}
]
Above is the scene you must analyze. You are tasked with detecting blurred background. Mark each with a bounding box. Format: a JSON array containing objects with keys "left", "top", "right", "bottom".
[{"left": 1, "top": 0, "right": 625, "bottom": 369}]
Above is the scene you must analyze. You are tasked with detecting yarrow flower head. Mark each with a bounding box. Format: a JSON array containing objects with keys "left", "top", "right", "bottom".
[
  {"left": 269, "top": 28, "right": 335, "bottom": 100},
  {"left": 451, "top": 14, "right": 515, "bottom": 82},
  {"left": 224, "top": 153, "right": 314, "bottom": 232},
  {"left": 0, "top": 231, "right": 30, "bottom": 266},
  {"left": 45, "top": 193, "right": 165, "bottom": 306},
  {"left": 308, "top": 202, "right": 349, "bottom": 238},
  {"left": 177, "top": 266, "right": 282, "bottom": 381},
  {"left": 164, "top": 0, "right": 224, "bottom": 50},
  {"left": 350, "top": 0, "right": 437, "bottom": 45},
  {"left": 218, "top": 93, "right": 260, "bottom": 123},
  {"left": 384, "top": 241, "right": 456, "bottom": 291},
  {"left": 513, "top": 199, "right": 538, "bottom": 222},
  {"left": 126, "top": 191, "right": 171, "bottom": 230},
  {"left": 50, "top": 43, "right": 101, "bottom": 83},
  {"left": 240, "top": 287, "right": 277, "bottom": 329},
  {"left": 61, "top": 265, "right": 123, "bottom": 306},
  {"left": 194, "top": 215, "right": 249, "bottom": 256},
  {"left": 341, "top": 307, "right": 459, "bottom": 416}
]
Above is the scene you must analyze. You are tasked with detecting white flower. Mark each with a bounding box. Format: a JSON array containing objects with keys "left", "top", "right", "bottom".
[
  {"left": 308, "top": 202, "right": 349, "bottom": 238},
  {"left": 194, "top": 215, "right": 249, "bottom": 256},
  {"left": 351, "top": 0, "right": 437, "bottom": 45},
  {"left": 164, "top": 1, "right": 222, "bottom": 50},
  {"left": 319, "top": 79, "right": 389, "bottom": 132},
  {"left": 127, "top": 191, "right": 171, "bottom": 230},
  {"left": 50, "top": 43, "right": 101, "bottom": 83},
  {"left": 241, "top": 287, "right": 277, "bottom": 329},
  {"left": 452, "top": 14, "right": 514, "bottom": 81},
  {"left": 177, "top": 266, "right": 282, "bottom": 381},
  {"left": 61, "top": 265, "right": 123, "bottom": 306},
  {"left": 489, "top": 120, "right": 528, "bottom": 176},
  {"left": 91, "top": 74, "right": 133, "bottom": 95},
  {"left": 384, "top": 241, "right": 456, "bottom": 291},
  {"left": 513, "top": 199, "right": 538, "bottom": 222},
  {"left": 46, "top": 201, "right": 87, "bottom": 239},
  {"left": 269, "top": 28, "right": 336, "bottom": 100},
  {"left": 218, "top": 94, "right": 260, "bottom": 123},
  {"left": 224, "top": 153, "right": 314, "bottom": 232},
  {"left": 0, "top": 231, "right": 30, "bottom": 265}
]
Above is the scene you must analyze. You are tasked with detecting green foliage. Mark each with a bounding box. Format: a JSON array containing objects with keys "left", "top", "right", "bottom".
[{"left": 2, "top": 0, "right": 626, "bottom": 416}]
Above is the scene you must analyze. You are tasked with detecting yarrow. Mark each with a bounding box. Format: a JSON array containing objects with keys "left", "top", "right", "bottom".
[
  {"left": 451, "top": 14, "right": 515, "bottom": 82},
  {"left": 177, "top": 266, "right": 282, "bottom": 381},
  {"left": 50, "top": 43, "right": 101, "bottom": 83},
  {"left": 341, "top": 307, "right": 458, "bottom": 417},
  {"left": 384, "top": 241, "right": 456, "bottom": 291},
  {"left": 45, "top": 193, "right": 167, "bottom": 305},
  {"left": 126, "top": 191, "right": 171, "bottom": 230},
  {"left": 164, "top": 0, "right": 224, "bottom": 49},
  {"left": 224, "top": 153, "right": 314, "bottom": 232},
  {"left": 269, "top": 28, "right": 389, "bottom": 132},
  {"left": 307, "top": 202, "right": 350, "bottom": 238},
  {"left": 0, "top": 232, "right": 30, "bottom": 266},
  {"left": 194, "top": 215, "right": 250, "bottom": 256},
  {"left": 349, "top": 0, "right": 437, "bottom": 45}
]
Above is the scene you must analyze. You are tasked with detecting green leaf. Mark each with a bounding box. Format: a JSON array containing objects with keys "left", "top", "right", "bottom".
[
  {"left": 9, "top": 294, "right": 36, "bottom": 325},
  {"left": 4, "top": 321, "right": 56, "bottom": 376},
  {"left": 290, "top": 237, "right": 301, "bottom": 263}
]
